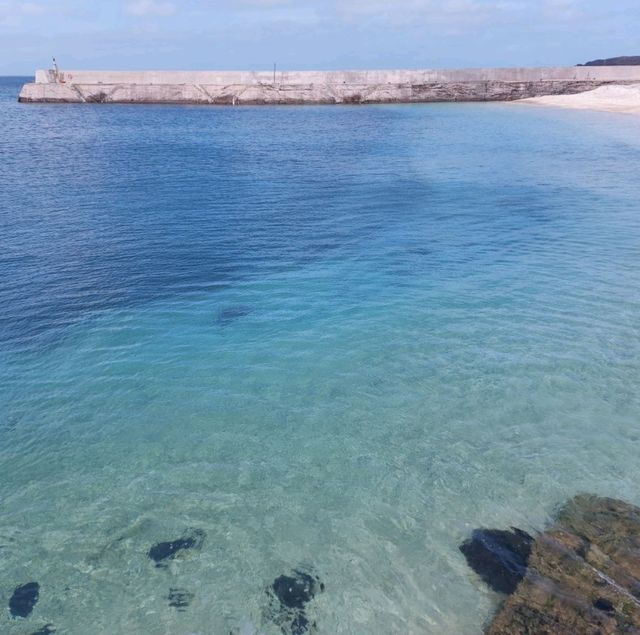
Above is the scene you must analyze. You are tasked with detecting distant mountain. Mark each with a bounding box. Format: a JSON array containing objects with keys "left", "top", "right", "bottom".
[{"left": 578, "top": 56, "right": 640, "bottom": 66}]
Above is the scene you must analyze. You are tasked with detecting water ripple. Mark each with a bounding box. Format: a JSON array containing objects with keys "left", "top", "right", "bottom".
[{"left": 1, "top": 77, "right": 640, "bottom": 633}]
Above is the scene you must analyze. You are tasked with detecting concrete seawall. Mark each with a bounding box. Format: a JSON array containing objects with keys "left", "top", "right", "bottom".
[{"left": 19, "top": 67, "right": 640, "bottom": 105}]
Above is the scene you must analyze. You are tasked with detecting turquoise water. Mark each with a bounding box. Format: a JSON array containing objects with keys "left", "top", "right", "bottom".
[{"left": 1, "top": 76, "right": 640, "bottom": 633}]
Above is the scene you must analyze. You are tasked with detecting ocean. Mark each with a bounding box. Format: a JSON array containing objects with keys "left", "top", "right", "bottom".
[{"left": 1, "top": 76, "right": 640, "bottom": 634}]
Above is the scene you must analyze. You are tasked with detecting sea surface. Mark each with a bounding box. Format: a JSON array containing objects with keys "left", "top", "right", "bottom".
[{"left": 1, "top": 75, "right": 640, "bottom": 634}]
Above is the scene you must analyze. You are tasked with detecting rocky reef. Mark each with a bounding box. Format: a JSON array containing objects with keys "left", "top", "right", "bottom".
[{"left": 461, "top": 495, "right": 640, "bottom": 634}]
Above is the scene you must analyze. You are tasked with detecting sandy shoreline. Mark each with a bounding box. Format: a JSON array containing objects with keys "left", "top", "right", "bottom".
[{"left": 519, "top": 83, "right": 640, "bottom": 114}]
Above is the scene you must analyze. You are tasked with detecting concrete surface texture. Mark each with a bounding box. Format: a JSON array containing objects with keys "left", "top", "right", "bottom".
[{"left": 20, "top": 67, "right": 640, "bottom": 105}]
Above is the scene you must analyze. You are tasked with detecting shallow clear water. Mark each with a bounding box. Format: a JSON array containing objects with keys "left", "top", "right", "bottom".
[{"left": 1, "top": 76, "right": 640, "bottom": 634}]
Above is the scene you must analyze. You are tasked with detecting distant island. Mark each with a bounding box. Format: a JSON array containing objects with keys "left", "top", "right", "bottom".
[{"left": 579, "top": 56, "right": 640, "bottom": 66}]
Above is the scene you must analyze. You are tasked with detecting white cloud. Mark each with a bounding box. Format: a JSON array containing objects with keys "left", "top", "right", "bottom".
[
  {"left": 334, "top": 0, "right": 513, "bottom": 29},
  {"left": 126, "top": 0, "right": 176, "bottom": 17},
  {"left": 543, "top": 0, "right": 583, "bottom": 19},
  {"left": 21, "top": 2, "right": 46, "bottom": 14},
  {"left": 2, "top": 0, "right": 638, "bottom": 73},
  {"left": 0, "top": 0, "right": 51, "bottom": 28}
]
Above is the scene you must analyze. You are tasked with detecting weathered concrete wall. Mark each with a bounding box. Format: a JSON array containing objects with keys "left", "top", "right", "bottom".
[
  {"left": 20, "top": 67, "right": 640, "bottom": 105},
  {"left": 31, "top": 67, "right": 640, "bottom": 84},
  {"left": 19, "top": 79, "right": 634, "bottom": 105}
]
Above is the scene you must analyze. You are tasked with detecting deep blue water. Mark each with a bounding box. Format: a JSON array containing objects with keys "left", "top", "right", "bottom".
[{"left": 1, "top": 75, "right": 640, "bottom": 633}]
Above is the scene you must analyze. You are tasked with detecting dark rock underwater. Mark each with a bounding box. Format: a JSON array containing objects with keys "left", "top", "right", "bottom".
[
  {"left": 266, "top": 569, "right": 324, "bottom": 634},
  {"left": 9, "top": 581, "right": 40, "bottom": 618},
  {"left": 148, "top": 528, "right": 206, "bottom": 567},
  {"left": 460, "top": 527, "right": 534, "bottom": 594}
]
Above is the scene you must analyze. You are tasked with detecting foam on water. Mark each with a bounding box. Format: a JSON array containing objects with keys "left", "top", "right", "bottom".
[{"left": 1, "top": 77, "right": 640, "bottom": 633}]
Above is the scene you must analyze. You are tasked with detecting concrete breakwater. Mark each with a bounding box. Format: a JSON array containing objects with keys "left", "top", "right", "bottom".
[{"left": 18, "top": 67, "right": 640, "bottom": 105}]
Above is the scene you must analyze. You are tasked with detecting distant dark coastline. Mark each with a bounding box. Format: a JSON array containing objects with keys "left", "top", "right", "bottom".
[{"left": 579, "top": 56, "right": 640, "bottom": 66}]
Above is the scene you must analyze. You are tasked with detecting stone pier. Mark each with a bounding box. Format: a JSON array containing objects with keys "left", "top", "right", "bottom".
[{"left": 18, "top": 67, "right": 640, "bottom": 105}]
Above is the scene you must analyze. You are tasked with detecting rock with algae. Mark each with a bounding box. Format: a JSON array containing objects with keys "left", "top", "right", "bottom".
[{"left": 485, "top": 495, "right": 640, "bottom": 634}]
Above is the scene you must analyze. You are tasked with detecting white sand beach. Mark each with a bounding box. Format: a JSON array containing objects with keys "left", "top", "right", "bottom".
[{"left": 520, "top": 83, "right": 640, "bottom": 114}]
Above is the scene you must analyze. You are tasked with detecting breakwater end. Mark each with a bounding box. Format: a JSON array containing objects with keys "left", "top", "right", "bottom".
[{"left": 18, "top": 67, "right": 640, "bottom": 105}]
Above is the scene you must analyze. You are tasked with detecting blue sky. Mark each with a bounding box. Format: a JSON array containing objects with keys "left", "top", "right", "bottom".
[{"left": 1, "top": 0, "right": 638, "bottom": 74}]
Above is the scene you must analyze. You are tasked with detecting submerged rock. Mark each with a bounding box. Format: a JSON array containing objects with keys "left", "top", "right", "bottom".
[
  {"left": 462, "top": 495, "right": 640, "bottom": 634},
  {"left": 167, "top": 588, "right": 194, "bottom": 611},
  {"left": 9, "top": 581, "right": 40, "bottom": 618},
  {"left": 30, "top": 625, "right": 56, "bottom": 635},
  {"left": 460, "top": 527, "right": 534, "bottom": 594},
  {"left": 216, "top": 306, "right": 252, "bottom": 325},
  {"left": 290, "top": 611, "right": 312, "bottom": 635},
  {"left": 148, "top": 528, "right": 206, "bottom": 567},
  {"left": 266, "top": 569, "right": 323, "bottom": 634},
  {"left": 272, "top": 571, "right": 322, "bottom": 610}
]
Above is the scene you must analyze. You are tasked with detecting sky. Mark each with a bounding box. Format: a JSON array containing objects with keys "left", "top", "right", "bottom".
[{"left": 1, "top": 0, "right": 639, "bottom": 74}]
